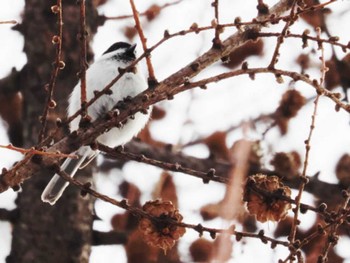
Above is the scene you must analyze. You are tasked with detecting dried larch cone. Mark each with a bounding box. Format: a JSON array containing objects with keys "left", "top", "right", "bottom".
[
  {"left": 139, "top": 200, "right": 186, "bottom": 253},
  {"left": 243, "top": 174, "right": 292, "bottom": 222}
]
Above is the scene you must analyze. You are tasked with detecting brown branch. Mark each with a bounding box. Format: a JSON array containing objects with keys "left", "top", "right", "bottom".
[
  {"left": 137, "top": 0, "right": 336, "bottom": 40},
  {"left": 268, "top": 0, "right": 298, "bottom": 68},
  {"left": 281, "top": 208, "right": 350, "bottom": 263},
  {"left": 125, "top": 140, "right": 232, "bottom": 176},
  {"left": 226, "top": 0, "right": 335, "bottom": 29},
  {"left": 101, "top": 140, "right": 330, "bottom": 217},
  {"left": 38, "top": 0, "right": 63, "bottom": 142},
  {"left": 177, "top": 67, "right": 350, "bottom": 113},
  {"left": 105, "top": 0, "right": 183, "bottom": 20},
  {"left": 288, "top": 27, "right": 324, "bottom": 262},
  {"left": 0, "top": 144, "right": 77, "bottom": 159},
  {"left": 78, "top": 0, "right": 88, "bottom": 117},
  {"left": 257, "top": 31, "right": 350, "bottom": 52},
  {"left": 319, "top": 191, "right": 350, "bottom": 262},
  {"left": 0, "top": 20, "right": 17, "bottom": 24},
  {"left": 129, "top": 0, "right": 158, "bottom": 86},
  {"left": 108, "top": 140, "right": 346, "bottom": 206},
  {"left": 98, "top": 143, "right": 229, "bottom": 184},
  {"left": 312, "top": 27, "right": 341, "bottom": 263},
  {"left": 212, "top": 0, "right": 222, "bottom": 49}
]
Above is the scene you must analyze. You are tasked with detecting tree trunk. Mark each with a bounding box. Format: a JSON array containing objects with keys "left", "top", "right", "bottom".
[{"left": 4, "top": 0, "right": 99, "bottom": 262}]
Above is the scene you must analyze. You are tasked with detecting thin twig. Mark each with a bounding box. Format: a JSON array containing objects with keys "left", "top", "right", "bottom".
[
  {"left": 177, "top": 67, "right": 350, "bottom": 113},
  {"left": 78, "top": 0, "right": 88, "bottom": 117},
  {"left": 281, "top": 208, "right": 350, "bottom": 263},
  {"left": 99, "top": 142, "right": 327, "bottom": 216},
  {"left": 319, "top": 192, "right": 350, "bottom": 261},
  {"left": 129, "top": 0, "right": 158, "bottom": 86},
  {"left": 98, "top": 143, "right": 229, "bottom": 184},
  {"left": 314, "top": 27, "right": 344, "bottom": 263},
  {"left": 105, "top": 0, "right": 183, "bottom": 20},
  {"left": 212, "top": 0, "right": 222, "bottom": 49},
  {"left": 0, "top": 20, "right": 17, "bottom": 24},
  {"left": 0, "top": 144, "right": 77, "bottom": 159},
  {"left": 257, "top": 32, "right": 349, "bottom": 52},
  {"left": 268, "top": 0, "right": 298, "bottom": 68},
  {"left": 38, "top": 0, "right": 63, "bottom": 142},
  {"left": 287, "top": 27, "right": 325, "bottom": 262}
]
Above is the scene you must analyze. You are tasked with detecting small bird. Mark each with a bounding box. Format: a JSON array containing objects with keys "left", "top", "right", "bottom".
[{"left": 41, "top": 42, "right": 150, "bottom": 205}]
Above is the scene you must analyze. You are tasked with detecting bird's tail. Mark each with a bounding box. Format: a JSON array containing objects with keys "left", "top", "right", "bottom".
[{"left": 41, "top": 146, "right": 94, "bottom": 205}]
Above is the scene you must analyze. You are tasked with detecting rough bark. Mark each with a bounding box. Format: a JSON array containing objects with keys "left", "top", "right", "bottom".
[{"left": 4, "top": 0, "right": 99, "bottom": 262}]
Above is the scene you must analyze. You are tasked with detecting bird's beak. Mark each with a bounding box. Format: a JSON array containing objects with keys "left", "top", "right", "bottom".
[{"left": 126, "top": 44, "right": 137, "bottom": 56}]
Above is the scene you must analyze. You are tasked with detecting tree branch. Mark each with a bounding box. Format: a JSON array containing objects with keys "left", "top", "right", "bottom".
[
  {"left": 99, "top": 142, "right": 230, "bottom": 184},
  {"left": 105, "top": 140, "right": 345, "bottom": 206}
]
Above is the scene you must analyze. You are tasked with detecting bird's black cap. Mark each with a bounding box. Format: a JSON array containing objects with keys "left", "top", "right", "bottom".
[
  {"left": 103, "top": 42, "right": 132, "bottom": 55},
  {"left": 103, "top": 42, "right": 137, "bottom": 62}
]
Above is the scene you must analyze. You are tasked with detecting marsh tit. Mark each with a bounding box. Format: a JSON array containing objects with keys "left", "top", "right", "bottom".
[{"left": 41, "top": 42, "right": 150, "bottom": 205}]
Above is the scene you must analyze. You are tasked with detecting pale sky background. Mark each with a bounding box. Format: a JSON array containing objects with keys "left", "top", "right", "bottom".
[{"left": 1, "top": 0, "right": 350, "bottom": 262}]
